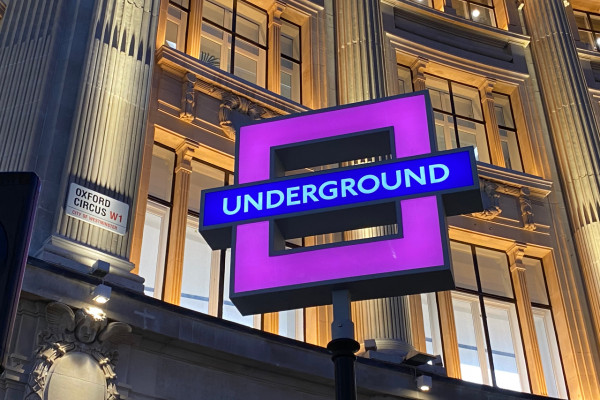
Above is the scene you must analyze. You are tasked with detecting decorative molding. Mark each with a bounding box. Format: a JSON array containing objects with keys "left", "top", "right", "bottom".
[
  {"left": 0, "top": 2, "right": 6, "bottom": 22},
  {"left": 24, "top": 303, "right": 132, "bottom": 400},
  {"left": 180, "top": 73, "right": 197, "bottom": 123},
  {"left": 219, "top": 93, "right": 278, "bottom": 139},
  {"left": 471, "top": 179, "right": 502, "bottom": 220},
  {"left": 519, "top": 187, "right": 536, "bottom": 231}
]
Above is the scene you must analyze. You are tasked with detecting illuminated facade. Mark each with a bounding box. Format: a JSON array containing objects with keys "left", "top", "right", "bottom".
[{"left": 2, "top": 0, "right": 600, "bottom": 399}]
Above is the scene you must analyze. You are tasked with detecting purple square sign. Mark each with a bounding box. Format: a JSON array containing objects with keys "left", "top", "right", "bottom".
[{"left": 224, "top": 93, "right": 468, "bottom": 314}]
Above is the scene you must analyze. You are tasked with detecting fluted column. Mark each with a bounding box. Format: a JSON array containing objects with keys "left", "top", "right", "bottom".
[
  {"left": 507, "top": 243, "right": 547, "bottom": 395},
  {"left": 57, "top": 0, "right": 159, "bottom": 265},
  {"left": 163, "top": 142, "right": 196, "bottom": 304},
  {"left": 267, "top": 2, "right": 285, "bottom": 94},
  {"left": 523, "top": 0, "right": 600, "bottom": 348},
  {"left": 479, "top": 79, "right": 505, "bottom": 167},
  {"left": 334, "top": 0, "right": 413, "bottom": 351}
]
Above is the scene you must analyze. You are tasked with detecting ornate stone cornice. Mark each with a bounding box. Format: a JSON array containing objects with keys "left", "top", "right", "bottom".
[
  {"left": 24, "top": 303, "right": 131, "bottom": 400},
  {"left": 471, "top": 179, "right": 502, "bottom": 220}
]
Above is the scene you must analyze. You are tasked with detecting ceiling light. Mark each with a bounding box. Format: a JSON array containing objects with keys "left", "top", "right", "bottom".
[
  {"left": 91, "top": 283, "right": 111, "bottom": 304},
  {"left": 416, "top": 375, "right": 432, "bottom": 392}
]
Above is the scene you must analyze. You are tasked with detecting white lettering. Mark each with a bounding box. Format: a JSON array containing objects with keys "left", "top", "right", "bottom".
[
  {"left": 319, "top": 181, "right": 338, "bottom": 200},
  {"left": 341, "top": 178, "right": 358, "bottom": 197},
  {"left": 244, "top": 193, "right": 263, "bottom": 212},
  {"left": 266, "top": 190, "right": 284, "bottom": 209},
  {"left": 429, "top": 164, "right": 450, "bottom": 184},
  {"left": 404, "top": 166, "right": 426, "bottom": 187},
  {"left": 287, "top": 186, "right": 301, "bottom": 206},
  {"left": 357, "top": 175, "right": 380, "bottom": 194},
  {"left": 223, "top": 196, "right": 241, "bottom": 215},
  {"left": 303, "top": 184, "right": 319, "bottom": 203}
]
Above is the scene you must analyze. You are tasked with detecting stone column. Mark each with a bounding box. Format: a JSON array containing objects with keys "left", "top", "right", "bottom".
[
  {"left": 523, "top": 0, "right": 600, "bottom": 348},
  {"left": 479, "top": 79, "right": 505, "bottom": 167},
  {"left": 162, "top": 142, "right": 196, "bottom": 305},
  {"left": 56, "top": 0, "right": 159, "bottom": 271},
  {"left": 507, "top": 243, "right": 547, "bottom": 395},
  {"left": 186, "top": 0, "right": 204, "bottom": 58},
  {"left": 267, "top": 2, "right": 285, "bottom": 95},
  {"left": 334, "top": 0, "right": 413, "bottom": 353}
]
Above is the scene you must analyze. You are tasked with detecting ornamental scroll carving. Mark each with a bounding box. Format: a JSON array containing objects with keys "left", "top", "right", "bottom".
[
  {"left": 24, "top": 303, "right": 131, "bottom": 400},
  {"left": 219, "top": 93, "right": 277, "bottom": 139},
  {"left": 471, "top": 179, "right": 502, "bottom": 220}
]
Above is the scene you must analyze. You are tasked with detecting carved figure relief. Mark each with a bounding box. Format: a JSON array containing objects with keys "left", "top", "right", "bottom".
[
  {"left": 219, "top": 94, "right": 270, "bottom": 139},
  {"left": 180, "top": 73, "right": 197, "bottom": 123},
  {"left": 472, "top": 179, "right": 502, "bottom": 220},
  {"left": 520, "top": 187, "right": 536, "bottom": 231},
  {"left": 25, "top": 302, "right": 131, "bottom": 400}
]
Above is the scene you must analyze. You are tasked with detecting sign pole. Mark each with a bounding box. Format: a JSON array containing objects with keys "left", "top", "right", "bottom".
[{"left": 328, "top": 290, "right": 360, "bottom": 400}]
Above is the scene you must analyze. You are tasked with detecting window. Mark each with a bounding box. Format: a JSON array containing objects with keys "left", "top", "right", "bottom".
[
  {"left": 138, "top": 145, "right": 175, "bottom": 298},
  {"left": 397, "top": 65, "right": 413, "bottom": 94},
  {"left": 421, "top": 292, "right": 443, "bottom": 358},
  {"left": 280, "top": 19, "right": 301, "bottom": 102},
  {"left": 573, "top": 9, "right": 600, "bottom": 51},
  {"left": 452, "top": 0, "right": 497, "bottom": 27},
  {"left": 201, "top": 0, "right": 267, "bottom": 87},
  {"left": 165, "top": 1, "right": 189, "bottom": 51},
  {"left": 451, "top": 242, "right": 528, "bottom": 391},
  {"left": 493, "top": 93, "right": 523, "bottom": 172},
  {"left": 425, "top": 75, "right": 490, "bottom": 163},
  {"left": 408, "top": 0, "right": 433, "bottom": 6},
  {"left": 444, "top": 242, "right": 568, "bottom": 396}
]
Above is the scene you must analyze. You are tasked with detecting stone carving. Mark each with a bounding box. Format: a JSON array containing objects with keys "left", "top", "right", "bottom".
[
  {"left": 219, "top": 94, "right": 276, "bottom": 139},
  {"left": 25, "top": 302, "right": 132, "bottom": 400},
  {"left": 519, "top": 187, "right": 536, "bottom": 231},
  {"left": 180, "top": 72, "right": 197, "bottom": 123},
  {"left": 472, "top": 179, "right": 502, "bottom": 220}
]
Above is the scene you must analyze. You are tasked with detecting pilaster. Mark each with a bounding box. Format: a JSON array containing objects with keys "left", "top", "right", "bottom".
[
  {"left": 522, "top": 0, "right": 600, "bottom": 395},
  {"left": 163, "top": 142, "right": 196, "bottom": 305},
  {"left": 479, "top": 79, "right": 505, "bottom": 167},
  {"left": 507, "top": 242, "right": 547, "bottom": 395},
  {"left": 437, "top": 291, "right": 461, "bottom": 379},
  {"left": 186, "top": 0, "right": 204, "bottom": 58},
  {"left": 268, "top": 2, "right": 285, "bottom": 94}
]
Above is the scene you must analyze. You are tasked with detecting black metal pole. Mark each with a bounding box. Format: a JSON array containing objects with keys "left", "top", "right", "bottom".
[
  {"left": 327, "top": 337, "right": 360, "bottom": 400},
  {"left": 329, "top": 290, "right": 359, "bottom": 400}
]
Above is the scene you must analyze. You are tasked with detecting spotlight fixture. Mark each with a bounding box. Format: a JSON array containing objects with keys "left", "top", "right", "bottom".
[
  {"left": 416, "top": 375, "right": 432, "bottom": 392},
  {"left": 91, "top": 283, "right": 111, "bottom": 304},
  {"left": 472, "top": 8, "right": 481, "bottom": 18},
  {"left": 90, "top": 260, "right": 110, "bottom": 277}
]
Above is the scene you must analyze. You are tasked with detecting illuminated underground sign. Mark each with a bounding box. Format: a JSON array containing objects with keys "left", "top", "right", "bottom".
[{"left": 199, "top": 92, "right": 482, "bottom": 315}]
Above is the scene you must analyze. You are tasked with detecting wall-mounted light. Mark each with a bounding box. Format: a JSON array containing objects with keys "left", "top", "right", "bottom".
[
  {"left": 416, "top": 375, "right": 432, "bottom": 392},
  {"left": 471, "top": 8, "right": 481, "bottom": 18},
  {"left": 90, "top": 260, "right": 110, "bottom": 277},
  {"left": 91, "top": 284, "right": 111, "bottom": 304}
]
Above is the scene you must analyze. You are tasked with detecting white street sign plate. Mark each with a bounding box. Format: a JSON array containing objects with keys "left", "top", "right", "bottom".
[{"left": 66, "top": 183, "right": 129, "bottom": 235}]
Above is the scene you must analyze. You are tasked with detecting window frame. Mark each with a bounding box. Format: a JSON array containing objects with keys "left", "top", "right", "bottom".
[
  {"left": 166, "top": 1, "right": 190, "bottom": 51},
  {"left": 573, "top": 9, "right": 600, "bottom": 51},
  {"left": 280, "top": 17, "right": 302, "bottom": 103},
  {"left": 452, "top": 0, "right": 498, "bottom": 27}
]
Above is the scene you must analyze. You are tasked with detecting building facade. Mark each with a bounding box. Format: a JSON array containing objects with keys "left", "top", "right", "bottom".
[{"left": 1, "top": 0, "right": 600, "bottom": 399}]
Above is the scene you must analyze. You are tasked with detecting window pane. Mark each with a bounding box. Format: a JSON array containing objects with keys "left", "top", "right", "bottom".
[
  {"left": 166, "top": 20, "right": 179, "bottom": 49},
  {"left": 188, "top": 160, "right": 226, "bottom": 213},
  {"left": 138, "top": 203, "right": 170, "bottom": 298},
  {"left": 180, "top": 218, "right": 212, "bottom": 313},
  {"left": 469, "top": 4, "right": 496, "bottom": 27},
  {"left": 203, "top": 0, "right": 233, "bottom": 29},
  {"left": 590, "top": 14, "right": 600, "bottom": 31},
  {"left": 426, "top": 75, "right": 452, "bottom": 112},
  {"left": 493, "top": 93, "right": 514, "bottom": 128},
  {"left": 453, "top": 295, "right": 491, "bottom": 385},
  {"left": 200, "top": 24, "right": 231, "bottom": 70},
  {"left": 457, "top": 118, "right": 489, "bottom": 163},
  {"left": 408, "top": 0, "right": 433, "bottom": 5},
  {"left": 434, "top": 112, "right": 457, "bottom": 151},
  {"left": 452, "top": 83, "right": 483, "bottom": 120},
  {"left": 281, "top": 20, "right": 300, "bottom": 60},
  {"left": 485, "top": 301, "right": 528, "bottom": 392},
  {"left": 421, "top": 293, "right": 443, "bottom": 358},
  {"left": 281, "top": 59, "right": 301, "bottom": 102},
  {"left": 574, "top": 11, "right": 590, "bottom": 29},
  {"left": 533, "top": 308, "right": 567, "bottom": 399},
  {"left": 499, "top": 129, "right": 523, "bottom": 171},
  {"left": 397, "top": 65, "right": 413, "bottom": 94},
  {"left": 451, "top": 241, "right": 478, "bottom": 291},
  {"left": 223, "top": 249, "right": 255, "bottom": 327},
  {"left": 234, "top": 39, "right": 266, "bottom": 86},
  {"left": 148, "top": 145, "right": 174, "bottom": 202},
  {"left": 578, "top": 29, "right": 596, "bottom": 49},
  {"left": 475, "top": 247, "right": 513, "bottom": 298},
  {"left": 279, "top": 309, "right": 304, "bottom": 340},
  {"left": 522, "top": 257, "right": 549, "bottom": 305},
  {"left": 236, "top": 1, "right": 267, "bottom": 45}
]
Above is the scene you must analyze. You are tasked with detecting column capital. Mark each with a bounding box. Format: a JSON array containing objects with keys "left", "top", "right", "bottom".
[
  {"left": 479, "top": 78, "right": 496, "bottom": 101},
  {"left": 508, "top": 241, "right": 527, "bottom": 272},
  {"left": 175, "top": 141, "right": 198, "bottom": 173},
  {"left": 410, "top": 57, "right": 429, "bottom": 79},
  {"left": 269, "top": 1, "right": 286, "bottom": 27}
]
